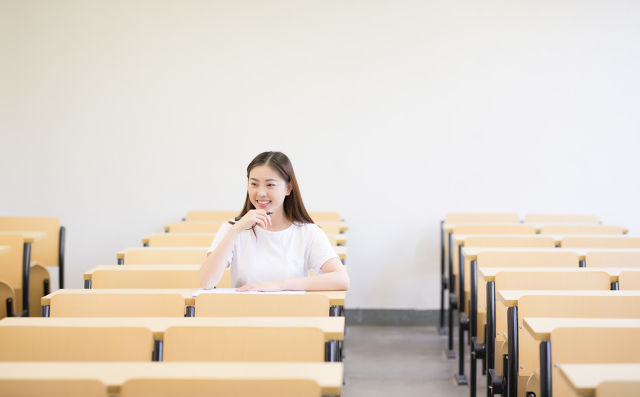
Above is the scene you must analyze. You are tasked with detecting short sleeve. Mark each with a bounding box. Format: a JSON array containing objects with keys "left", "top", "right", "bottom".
[
  {"left": 207, "top": 221, "right": 234, "bottom": 265},
  {"left": 307, "top": 224, "right": 340, "bottom": 274}
]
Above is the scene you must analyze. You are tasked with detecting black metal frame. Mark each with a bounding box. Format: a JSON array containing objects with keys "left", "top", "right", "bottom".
[
  {"left": 152, "top": 340, "right": 164, "bottom": 361},
  {"left": 41, "top": 304, "right": 50, "bottom": 317},
  {"left": 22, "top": 242, "right": 32, "bottom": 317},
  {"left": 84, "top": 279, "right": 92, "bottom": 289},
  {"left": 447, "top": 231, "right": 457, "bottom": 359},
  {"left": 539, "top": 340, "right": 551, "bottom": 397},
  {"left": 470, "top": 259, "right": 486, "bottom": 397},
  {"left": 440, "top": 220, "right": 447, "bottom": 335},
  {"left": 486, "top": 281, "right": 505, "bottom": 396},
  {"left": 59, "top": 226, "right": 66, "bottom": 289},
  {"left": 507, "top": 306, "right": 519, "bottom": 397},
  {"left": 185, "top": 306, "right": 195, "bottom": 317},
  {"left": 456, "top": 243, "right": 469, "bottom": 384}
]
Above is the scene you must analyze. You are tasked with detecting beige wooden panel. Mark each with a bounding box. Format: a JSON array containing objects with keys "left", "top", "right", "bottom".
[
  {"left": 0, "top": 217, "right": 59, "bottom": 268},
  {"left": 50, "top": 293, "right": 186, "bottom": 317},
  {"left": 316, "top": 223, "right": 348, "bottom": 234},
  {"left": 562, "top": 236, "right": 640, "bottom": 248},
  {"left": 310, "top": 212, "right": 341, "bottom": 222},
  {"left": 120, "top": 248, "right": 207, "bottom": 265},
  {"left": 525, "top": 214, "right": 599, "bottom": 224},
  {"left": 496, "top": 274, "right": 610, "bottom": 376},
  {"left": 619, "top": 271, "right": 640, "bottom": 290},
  {"left": 515, "top": 295, "right": 640, "bottom": 381},
  {"left": 0, "top": 281, "right": 15, "bottom": 319},
  {"left": 596, "top": 380, "right": 640, "bottom": 397},
  {"left": 164, "top": 326, "right": 325, "bottom": 362},
  {"left": 0, "top": 362, "right": 342, "bottom": 396},
  {"left": 145, "top": 233, "right": 215, "bottom": 247},
  {"left": 551, "top": 328, "right": 640, "bottom": 397},
  {"left": 166, "top": 222, "right": 225, "bottom": 233},
  {"left": 454, "top": 224, "right": 536, "bottom": 235},
  {"left": 185, "top": 211, "right": 239, "bottom": 221},
  {"left": 586, "top": 251, "right": 640, "bottom": 267},
  {"left": 0, "top": 326, "right": 153, "bottom": 361},
  {"left": 92, "top": 266, "right": 230, "bottom": 289},
  {"left": 540, "top": 225, "right": 625, "bottom": 235},
  {"left": 195, "top": 294, "right": 329, "bottom": 317},
  {"left": 465, "top": 235, "right": 556, "bottom": 248},
  {"left": 0, "top": 234, "right": 25, "bottom": 287},
  {"left": 29, "top": 264, "right": 50, "bottom": 317},
  {"left": 121, "top": 378, "right": 320, "bottom": 397},
  {"left": 0, "top": 379, "right": 107, "bottom": 397},
  {"left": 445, "top": 213, "right": 520, "bottom": 223},
  {"left": 495, "top": 271, "right": 610, "bottom": 291}
]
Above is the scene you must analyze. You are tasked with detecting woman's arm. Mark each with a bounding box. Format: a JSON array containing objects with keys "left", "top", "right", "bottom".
[
  {"left": 236, "top": 257, "right": 350, "bottom": 291},
  {"left": 199, "top": 226, "right": 239, "bottom": 289},
  {"left": 200, "top": 210, "right": 272, "bottom": 289}
]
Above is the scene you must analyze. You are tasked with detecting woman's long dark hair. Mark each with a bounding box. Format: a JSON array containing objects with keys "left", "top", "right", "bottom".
[{"left": 234, "top": 151, "right": 313, "bottom": 225}]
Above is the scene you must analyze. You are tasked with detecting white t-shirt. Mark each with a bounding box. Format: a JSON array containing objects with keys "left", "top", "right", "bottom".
[{"left": 207, "top": 221, "right": 339, "bottom": 288}]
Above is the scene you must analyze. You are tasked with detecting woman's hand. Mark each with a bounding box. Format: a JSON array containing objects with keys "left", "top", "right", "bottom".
[
  {"left": 232, "top": 209, "right": 272, "bottom": 231},
  {"left": 236, "top": 279, "right": 285, "bottom": 292}
]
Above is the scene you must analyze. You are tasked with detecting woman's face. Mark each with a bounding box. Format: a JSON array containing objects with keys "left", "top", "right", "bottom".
[{"left": 248, "top": 165, "right": 291, "bottom": 214}]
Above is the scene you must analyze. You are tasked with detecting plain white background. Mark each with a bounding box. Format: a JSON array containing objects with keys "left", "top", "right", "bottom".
[{"left": 1, "top": 0, "right": 639, "bottom": 309}]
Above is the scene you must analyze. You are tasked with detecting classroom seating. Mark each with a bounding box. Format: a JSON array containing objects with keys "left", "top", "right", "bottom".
[
  {"left": 557, "top": 364, "right": 640, "bottom": 397},
  {"left": 143, "top": 233, "right": 215, "bottom": 247},
  {"left": 85, "top": 265, "right": 230, "bottom": 289},
  {"left": 538, "top": 225, "right": 626, "bottom": 235},
  {"left": 467, "top": 269, "right": 609, "bottom": 393},
  {"left": 0, "top": 379, "right": 108, "bottom": 397},
  {"left": 0, "top": 325, "right": 154, "bottom": 361},
  {"left": 0, "top": 362, "right": 344, "bottom": 396},
  {"left": 596, "top": 380, "right": 640, "bottom": 397},
  {"left": 560, "top": 235, "right": 640, "bottom": 248},
  {"left": 163, "top": 326, "right": 325, "bottom": 362},
  {"left": 45, "top": 291, "right": 187, "bottom": 317},
  {"left": 195, "top": 293, "right": 330, "bottom": 317},
  {"left": 185, "top": 210, "right": 239, "bottom": 221},
  {"left": 120, "top": 378, "right": 321, "bottom": 397},
  {"left": 524, "top": 214, "right": 599, "bottom": 224},
  {"left": 548, "top": 327, "right": 640, "bottom": 397},
  {"left": 586, "top": 250, "right": 640, "bottom": 267},
  {"left": 0, "top": 216, "right": 66, "bottom": 289},
  {"left": 117, "top": 247, "right": 208, "bottom": 265},
  {"left": 491, "top": 292, "right": 640, "bottom": 397},
  {"left": 309, "top": 212, "right": 342, "bottom": 222},
  {"left": 619, "top": 270, "right": 640, "bottom": 290},
  {"left": 165, "top": 221, "right": 225, "bottom": 233}
]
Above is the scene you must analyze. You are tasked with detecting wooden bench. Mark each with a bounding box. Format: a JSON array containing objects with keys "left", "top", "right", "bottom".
[
  {"left": 0, "top": 362, "right": 343, "bottom": 396},
  {"left": 84, "top": 265, "right": 231, "bottom": 289},
  {"left": 523, "top": 317, "right": 640, "bottom": 397}
]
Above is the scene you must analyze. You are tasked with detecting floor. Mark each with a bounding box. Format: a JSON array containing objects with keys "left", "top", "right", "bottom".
[{"left": 342, "top": 326, "right": 485, "bottom": 396}]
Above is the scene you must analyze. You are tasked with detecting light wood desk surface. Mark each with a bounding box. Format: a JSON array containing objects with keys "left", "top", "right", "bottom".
[
  {"left": 498, "top": 290, "right": 640, "bottom": 307},
  {"left": 42, "top": 289, "right": 347, "bottom": 306},
  {"left": 523, "top": 317, "right": 640, "bottom": 341},
  {"left": 0, "top": 231, "right": 47, "bottom": 243},
  {"left": 84, "top": 265, "right": 201, "bottom": 280},
  {"left": 317, "top": 221, "right": 348, "bottom": 232},
  {"left": 479, "top": 267, "right": 640, "bottom": 283},
  {"left": 0, "top": 316, "right": 345, "bottom": 341},
  {"left": 463, "top": 246, "right": 640, "bottom": 259},
  {"left": 0, "top": 362, "right": 344, "bottom": 395},
  {"left": 558, "top": 363, "right": 640, "bottom": 397},
  {"left": 0, "top": 245, "right": 9, "bottom": 254}
]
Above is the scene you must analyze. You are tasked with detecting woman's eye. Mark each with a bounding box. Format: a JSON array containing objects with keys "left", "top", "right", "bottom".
[{"left": 267, "top": 184, "right": 275, "bottom": 187}]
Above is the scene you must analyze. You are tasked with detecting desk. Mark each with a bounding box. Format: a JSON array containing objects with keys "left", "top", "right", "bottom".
[
  {"left": 84, "top": 265, "right": 206, "bottom": 289},
  {"left": 0, "top": 316, "right": 345, "bottom": 341},
  {"left": 0, "top": 245, "right": 10, "bottom": 254},
  {"left": 41, "top": 289, "right": 346, "bottom": 316},
  {"left": 558, "top": 363, "right": 640, "bottom": 397},
  {"left": 523, "top": 317, "right": 640, "bottom": 397},
  {"left": 492, "top": 290, "right": 640, "bottom": 397},
  {"left": 0, "top": 362, "right": 344, "bottom": 396},
  {"left": 0, "top": 231, "right": 47, "bottom": 316}
]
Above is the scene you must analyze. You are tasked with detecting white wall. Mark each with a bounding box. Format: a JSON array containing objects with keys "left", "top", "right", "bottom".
[{"left": 1, "top": 0, "right": 639, "bottom": 309}]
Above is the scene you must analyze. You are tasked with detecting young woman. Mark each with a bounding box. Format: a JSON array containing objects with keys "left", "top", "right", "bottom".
[{"left": 199, "top": 151, "right": 350, "bottom": 292}]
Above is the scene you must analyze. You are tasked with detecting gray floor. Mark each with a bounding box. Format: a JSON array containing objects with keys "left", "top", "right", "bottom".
[{"left": 342, "top": 326, "right": 485, "bottom": 396}]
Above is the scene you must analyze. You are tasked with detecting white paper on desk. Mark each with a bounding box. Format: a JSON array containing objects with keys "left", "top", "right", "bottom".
[{"left": 192, "top": 288, "right": 305, "bottom": 297}]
